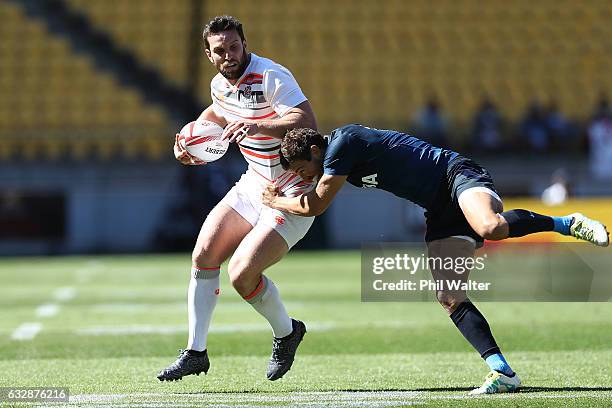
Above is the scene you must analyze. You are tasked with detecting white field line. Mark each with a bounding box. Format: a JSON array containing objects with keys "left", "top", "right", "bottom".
[
  {"left": 12, "top": 266, "right": 86, "bottom": 341},
  {"left": 30, "top": 286, "right": 75, "bottom": 326},
  {"left": 74, "top": 261, "right": 104, "bottom": 284},
  {"left": 67, "top": 391, "right": 424, "bottom": 408},
  {"left": 70, "top": 394, "right": 126, "bottom": 403},
  {"left": 35, "top": 303, "right": 60, "bottom": 318},
  {"left": 74, "top": 320, "right": 426, "bottom": 336},
  {"left": 53, "top": 286, "right": 76, "bottom": 302},
  {"left": 77, "top": 325, "right": 186, "bottom": 336},
  {"left": 90, "top": 302, "right": 185, "bottom": 312},
  {"left": 11, "top": 287, "right": 75, "bottom": 342},
  {"left": 425, "top": 392, "right": 612, "bottom": 400},
  {"left": 55, "top": 403, "right": 418, "bottom": 408},
  {"left": 11, "top": 322, "right": 42, "bottom": 341},
  {"left": 76, "top": 322, "right": 339, "bottom": 336},
  {"left": 89, "top": 300, "right": 307, "bottom": 312},
  {"left": 62, "top": 390, "right": 612, "bottom": 408}
]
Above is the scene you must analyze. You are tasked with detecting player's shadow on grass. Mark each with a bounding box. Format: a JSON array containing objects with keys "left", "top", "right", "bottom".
[{"left": 413, "top": 386, "right": 612, "bottom": 393}]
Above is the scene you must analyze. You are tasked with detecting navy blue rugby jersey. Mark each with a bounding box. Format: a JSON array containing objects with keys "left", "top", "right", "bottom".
[{"left": 323, "top": 124, "right": 459, "bottom": 209}]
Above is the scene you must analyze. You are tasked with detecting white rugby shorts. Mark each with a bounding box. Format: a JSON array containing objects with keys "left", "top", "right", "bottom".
[{"left": 220, "top": 171, "right": 314, "bottom": 248}]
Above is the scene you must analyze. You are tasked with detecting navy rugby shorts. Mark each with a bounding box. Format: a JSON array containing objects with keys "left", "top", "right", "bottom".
[{"left": 424, "top": 156, "right": 500, "bottom": 246}]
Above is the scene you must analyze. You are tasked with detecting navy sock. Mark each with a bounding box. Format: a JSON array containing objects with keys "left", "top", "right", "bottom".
[
  {"left": 500, "top": 209, "right": 554, "bottom": 237},
  {"left": 449, "top": 300, "right": 499, "bottom": 359},
  {"left": 485, "top": 353, "right": 514, "bottom": 376}
]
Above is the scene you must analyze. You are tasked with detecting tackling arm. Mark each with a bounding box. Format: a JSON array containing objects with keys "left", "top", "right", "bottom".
[
  {"left": 222, "top": 100, "right": 317, "bottom": 142},
  {"left": 263, "top": 174, "right": 348, "bottom": 216}
]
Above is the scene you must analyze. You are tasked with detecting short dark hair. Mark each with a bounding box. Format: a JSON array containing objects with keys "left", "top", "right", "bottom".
[
  {"left": 202, "top": 15, "right": 245, "bottom": 50},
  {"left": 280, "top": 128, "right": 325, "bottom": 170}
]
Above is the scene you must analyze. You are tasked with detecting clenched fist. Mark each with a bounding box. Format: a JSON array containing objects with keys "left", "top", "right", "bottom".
[{"left": 261, "top": 183, "right": 280, "bottom": 208}]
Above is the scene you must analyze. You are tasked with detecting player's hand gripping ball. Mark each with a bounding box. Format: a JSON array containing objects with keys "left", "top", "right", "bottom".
[{"left": 177, "top": 120, "right": 229, "bottom": 163}]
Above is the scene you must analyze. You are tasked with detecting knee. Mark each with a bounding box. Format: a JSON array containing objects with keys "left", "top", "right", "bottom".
[
  {"left": 192, "top": 241, "right": 220, "bottom": 269},
  {"left": 436, "top": 291, "right": 465, "bottom": 314},
  {"left": 474, "top": 215, "right": 505, "bottom": 240},
  {"left": 228, "top": 257, "right": 261, "bottom": 297}
]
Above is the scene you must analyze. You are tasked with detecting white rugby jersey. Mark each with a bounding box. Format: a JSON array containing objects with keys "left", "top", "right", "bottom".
[{"left": 210, "top": 53, "right": 313, "bottom": 197}]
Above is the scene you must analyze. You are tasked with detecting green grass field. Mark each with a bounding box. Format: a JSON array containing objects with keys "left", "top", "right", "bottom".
[{"left": 1, "top": 252, "right": 611, "bottom": 407}]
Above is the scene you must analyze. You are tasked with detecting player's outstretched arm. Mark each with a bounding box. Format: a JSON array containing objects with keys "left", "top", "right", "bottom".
[
  {"left": 222, "top": 100, "right": 317, "bottom": 143},
  {"left": 262, "top": 174, "right": 347, "bottom": 216}
]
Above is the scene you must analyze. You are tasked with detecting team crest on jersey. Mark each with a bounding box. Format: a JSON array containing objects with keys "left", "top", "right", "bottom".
[
  {"left": 237, "top": 85, "right": 264, "bottom": 107},
  {"left": 243, "top": 85, "right": 252, "bottom": 98},
  {"left": 362, "top": 174, "right": 378, "bottom": 188}
]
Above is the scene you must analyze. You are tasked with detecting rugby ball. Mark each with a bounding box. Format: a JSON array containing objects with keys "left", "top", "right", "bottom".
[{"left": 178, "top": 120, "right": 229, "bottom": 163}]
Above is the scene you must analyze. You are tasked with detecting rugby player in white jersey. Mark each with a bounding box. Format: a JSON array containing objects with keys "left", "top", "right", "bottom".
[{"left": 157, "top": 15, "right": 317, "bottom": 382}]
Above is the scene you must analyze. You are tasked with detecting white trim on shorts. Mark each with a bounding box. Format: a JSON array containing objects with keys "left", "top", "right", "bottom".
[
  {"left": 451, "top": 235, "right": 477, "bottom": 246},
  {"left": 458, "top": 186, "right": 502, "bottom": 205}
]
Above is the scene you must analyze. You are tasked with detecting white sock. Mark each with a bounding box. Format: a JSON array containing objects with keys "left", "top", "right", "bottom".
[
  {"left": 245, "top": 276, "right": 293, "bottom": 338},
  {"left": 187, "top": 266, "right": 220, "bottom": 351}
]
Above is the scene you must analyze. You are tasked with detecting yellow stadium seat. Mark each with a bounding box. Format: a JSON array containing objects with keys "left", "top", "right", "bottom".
[
  {"left": 66, "top": 0, "right": 192, "bottom": 86},
  {"left": 2, "top": 0, "right": 611, "bottom": 154},
  {"left": 0, "top": 1, "right": 175, "bottom": 160}
]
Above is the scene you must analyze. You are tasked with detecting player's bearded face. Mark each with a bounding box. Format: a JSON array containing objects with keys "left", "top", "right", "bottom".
[
  {"left": 206, "top": 31, "right": 249, "bottom": 81},
  {"left": 219, "top": 44, "right": 248, "bottom": 80}
]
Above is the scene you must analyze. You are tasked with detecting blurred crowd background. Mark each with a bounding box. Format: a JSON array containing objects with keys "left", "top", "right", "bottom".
[{"left": 1, "top": 0, "right": 611, "bottom": 254}]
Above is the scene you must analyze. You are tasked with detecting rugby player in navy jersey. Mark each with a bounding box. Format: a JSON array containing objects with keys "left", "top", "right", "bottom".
[{"left": 262, "top": 124, "right": 609, "bottom": 395}]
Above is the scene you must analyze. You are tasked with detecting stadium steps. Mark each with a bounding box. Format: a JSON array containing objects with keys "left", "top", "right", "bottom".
[
  {"left": 8, "top": 0, "right": 202, "bottom": 124},
  {"left": 0, "top": 1, "right": 173, "bottom": 161},
  {"left": 1, "top": 0, "right": 610, "bottom": 156},
  {"left": 205, "top": 0, "right": 611, "bottom": 139},
  {"left": 65, "top": 0, "right": 193, "bottom": 89}
]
